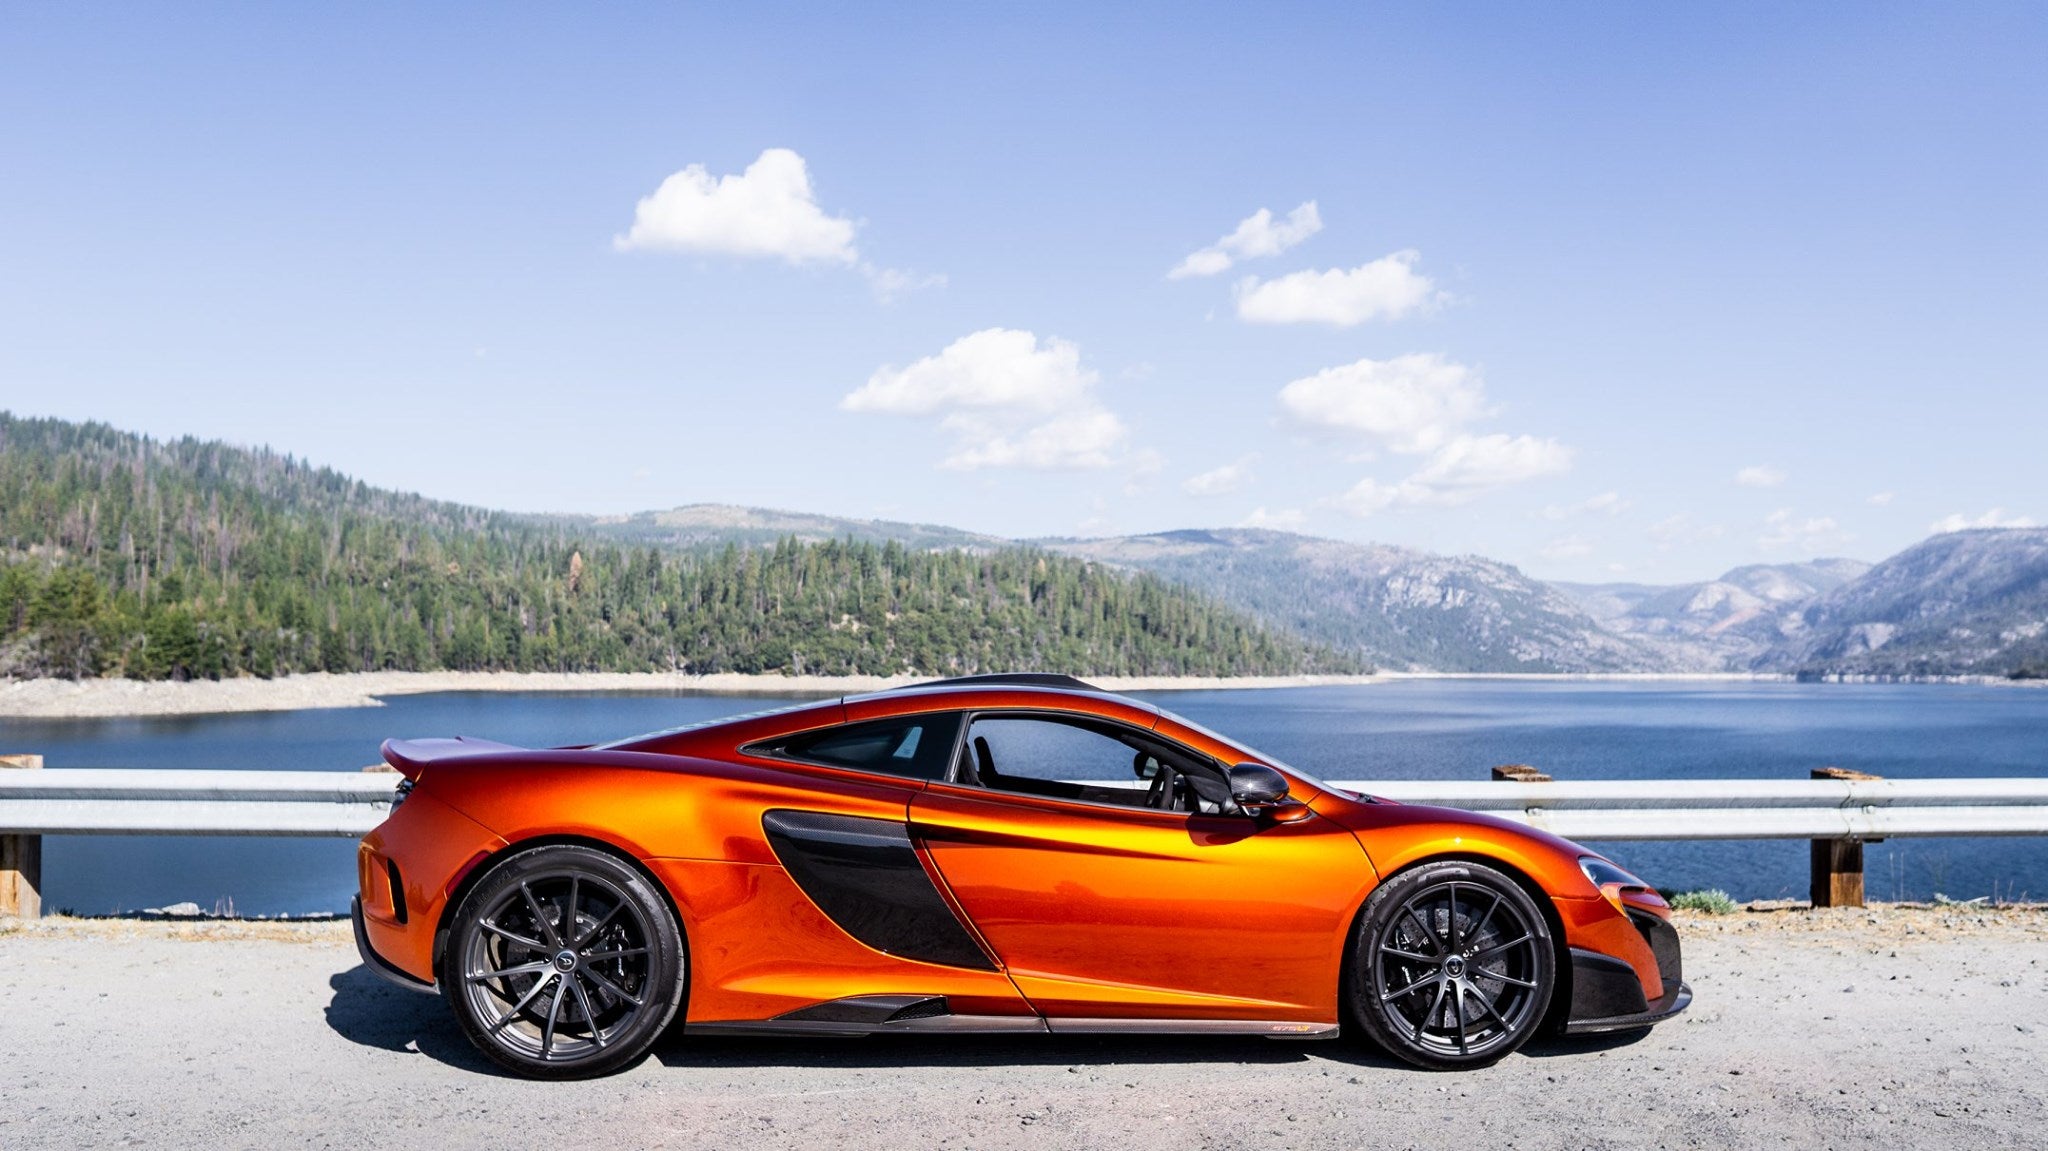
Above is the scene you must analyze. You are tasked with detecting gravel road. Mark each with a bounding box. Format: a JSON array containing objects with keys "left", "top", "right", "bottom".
[{"left": 2, "top": 906, "right": 2042, "bottom": 1150}]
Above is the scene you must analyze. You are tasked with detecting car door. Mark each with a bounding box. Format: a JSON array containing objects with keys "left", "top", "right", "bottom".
[{"left": 908, "top": 712, "right": 1374, "bottom": 1027}]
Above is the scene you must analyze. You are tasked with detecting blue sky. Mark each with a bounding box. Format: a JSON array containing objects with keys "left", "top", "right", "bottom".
[{"left": 3, "top": 3, "right": 2043, "bottom": 582}]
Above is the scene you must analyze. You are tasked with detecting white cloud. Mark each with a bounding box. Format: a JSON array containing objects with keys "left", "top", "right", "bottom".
[
  {"left": 1169, "top": 202, "right": 1322, "bottom": 279},
  {"left": 1182, "top": 455, "right": 1257, "bottom": 497},
  {"left": 614, "top": 148, "right": 857, "bottom": 264},
  {"left": 842, "top": 328, "right": 1128, "bottom": 471},
  {"left": 1540, "top": 534, "right": 1595, "bottom": 561},
  {"left": 1240, "top": 506, "right": 1306, "bottom": 530},
  {"left": 862, "top": 264, "right": 946, "bottom": 301},
  {"left": 1278, "top": 353, "right": 1490, "bottom": 454},
  {"left": 1540, "top": 491, "right": 1631, "bottom": 520},
  {"left": 1235, "top": 250, "right": 1442, "bottom": 326},
  {"left": 1734, "top": 464, "right": 1787, "bottom": 488},
  {"left": 1867, "top": 491, "right": 1896, "bottom": 507},
  {"left": 1285, "top": 353, "right": 1572, "bottom": 517},
  {"left": 1759, "top": 508, "right": 1850, "bottom": 551},
  {"left": 1929, "top": 509, "right": 2036, "bottom": 533},
  {"left": 1334, "top": 434, "right": 1574, "bottom": 516}
]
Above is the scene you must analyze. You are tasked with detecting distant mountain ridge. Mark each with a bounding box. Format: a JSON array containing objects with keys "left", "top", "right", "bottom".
[
  {"left": 1038, "top": 529, "right": 1675, "bottom": 673},
  {"left": 571, "top": 504, "right": 1002, "bottom": 553},
  {"left": 9, "top": 411, "right": 2045, "bottom": 680},
  {"left": 1558, "top": 558, "right": 1872, "bottom": 670},
  {"left": 596, "top": 507, "right": 2048, "bottom": 679},
  {"left": 1754, "top": 529, "right": 2048, "bottom": 677}
]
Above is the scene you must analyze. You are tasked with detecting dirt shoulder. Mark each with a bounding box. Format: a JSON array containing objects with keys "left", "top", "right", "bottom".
[{"left": 2, "top": 902, "right": 2042, "bottom": 1150}]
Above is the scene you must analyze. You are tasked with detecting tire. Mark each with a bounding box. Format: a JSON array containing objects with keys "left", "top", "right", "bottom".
[
  {"left": 441, "top": 845, "right": 686, "bottom": 1079},
  {"left": 1348, "top": 860, "right": 1555, "bottom": 1070}
]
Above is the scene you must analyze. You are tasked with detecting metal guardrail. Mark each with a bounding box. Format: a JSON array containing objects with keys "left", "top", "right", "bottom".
[
  {"left": 2, "top": 764, "right": 2046, "bottom": 915},
  {"left": 1325, "top": 778, "right": 2048, "bottom": 840},
  {"left": 0, "top": 769, "right": 398, "bottom": 837}
]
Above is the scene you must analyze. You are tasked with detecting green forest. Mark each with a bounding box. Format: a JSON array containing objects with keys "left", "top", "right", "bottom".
[{"left": 0, "top": 413, "right": 1355, "bottom": 681}]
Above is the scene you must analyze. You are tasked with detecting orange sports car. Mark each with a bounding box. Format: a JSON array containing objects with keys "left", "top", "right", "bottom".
[{"left": 352, "top": 674, "right": 1689, "bottom": 1078}]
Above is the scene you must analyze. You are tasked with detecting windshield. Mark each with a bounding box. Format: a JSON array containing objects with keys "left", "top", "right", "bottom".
[{"left": 1153, "top": 706, "right": 1335, "bottom": 792}]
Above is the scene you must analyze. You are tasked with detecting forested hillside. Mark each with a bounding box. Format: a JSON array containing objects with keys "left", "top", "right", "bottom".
[{"left": 0, "top": 414, "right": 1353, "bottom": 680}]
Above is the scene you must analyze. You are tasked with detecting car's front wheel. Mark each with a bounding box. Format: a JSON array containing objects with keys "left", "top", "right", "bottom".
[
  {"left": 1348, "top": 859, "right": 1555, "bottom": 1070},
  {"left": 442, "top": 845, "right": 685, "bottom": 1079}
]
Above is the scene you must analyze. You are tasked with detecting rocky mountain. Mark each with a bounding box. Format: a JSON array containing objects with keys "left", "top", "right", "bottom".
[
  {"left": 1755, "top": 529, "right": 2048, "bottom": 677},
  {"left": 1039, "top": 529, "right": 1676, "bottom": 673},
  {"left": 1559, "top": 559, "right": 1871, "bottom": 670}
]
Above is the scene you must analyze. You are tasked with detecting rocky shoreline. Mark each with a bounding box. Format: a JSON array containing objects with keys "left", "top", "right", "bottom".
[
  {"left": 0, "top": 669, "right": 1398, "bottom": 720},
  {"left": 4, "top": 668, "right": 2040, "bottom": 721}
]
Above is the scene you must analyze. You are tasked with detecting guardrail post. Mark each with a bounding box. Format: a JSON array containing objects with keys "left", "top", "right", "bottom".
[
  {"left": 0, "top": 754, "right": 43, "bottom": 918},
  {"left": 1810, "top": 766, "right": 1880, "bottom": 908}
]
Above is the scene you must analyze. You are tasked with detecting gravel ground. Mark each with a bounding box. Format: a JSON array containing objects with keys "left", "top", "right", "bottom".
[{"left": 1, "top": 905, "right": 2043, "bottom": 1150}]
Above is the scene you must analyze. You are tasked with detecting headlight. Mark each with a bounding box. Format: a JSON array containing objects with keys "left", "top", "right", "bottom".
[{"left": 1580, "top": 855, "right": 1647, "bottom": 891}]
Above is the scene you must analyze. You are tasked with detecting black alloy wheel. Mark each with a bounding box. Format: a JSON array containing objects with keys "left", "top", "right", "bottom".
[
  {"left": 442, "top": 845, "right": 686, "bottom": 1079},
  {"left": 1349, "top": 860, "right": 1555, "bottom": 1070}
]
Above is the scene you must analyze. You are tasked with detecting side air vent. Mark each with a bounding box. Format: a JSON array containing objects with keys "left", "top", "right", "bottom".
[
  {"left": 761, "top": 810, "right": 995, "bottom": 970},
  {"left": 386, "top": 859, "right": 408, "bottom": 925}
]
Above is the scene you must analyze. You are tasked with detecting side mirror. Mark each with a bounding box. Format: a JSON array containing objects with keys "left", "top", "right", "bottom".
[{"left": 1228, "top": 763, "right": 1292, "bottom": 813}]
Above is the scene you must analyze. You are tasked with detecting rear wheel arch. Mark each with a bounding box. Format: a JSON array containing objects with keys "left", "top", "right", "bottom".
[{"left": 432, "top": 834, "right": 688, "bottom": 984}]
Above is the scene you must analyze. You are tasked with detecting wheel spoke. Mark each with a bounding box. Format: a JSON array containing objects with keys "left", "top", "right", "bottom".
[
  {"left": 564, "top": 876, "right": 580, "bottom": 943},
  {"left": 1481, "top": 971, "right": 1539, "bottom": 990},
  {"left": 573, "top": 901, "right": 623, "bottom": 949},
  {"left": 581, "top": 946, "right": 647, "bottom": 962},
  {"left": 485, "top": 970, "right": 555, "bottom": 1035},
  {"left": 467, "top": 959, "right": 553, "bottom": 984},
  {"left": 1465, "top": 980, "right": 1516, "bottom": 1034},
  {"left": 1453, "top": 982, "right": 1469, "bottom": 1053},
  {"left": 582, "top": 966, "right": 645, "bottom": 1008},
  {"left": 1382, "top": 970, "right": 1440, "bottom": 1002},
  {"left": 481, "top": 921, "right": 547, "bottom": 952},
  {"left": 1414, "top": 981, "right": 1448, "bottom": 1042},
  {"left": 521, "top": 882, "right": 564, "bottom": 950},
  {"left": 1468, "top": 891, "right": 1504, "bottom": 943},
  {"left": 541, "top": 980, "right": 566, "bottom": 1058},
  {"left": 568, "top": 976, "right": 607, "bottom": 1048},
  {"left": 1447, "top": 884, "right": 1461, "bottom": 950},
  {"left": 1403, "top": 906, "right": 1442, "bottom": 954},
  {"left": 1473, "top": 933, "right": 1533, "bottom": 963},
  {"left": 1381, "top": 946, "right": 1435, "bottom": 963}
]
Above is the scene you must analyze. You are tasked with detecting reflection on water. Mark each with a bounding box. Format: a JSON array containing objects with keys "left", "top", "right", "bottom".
[{"left": 11, "top": 680, "right": 2046, "bottom": 912}]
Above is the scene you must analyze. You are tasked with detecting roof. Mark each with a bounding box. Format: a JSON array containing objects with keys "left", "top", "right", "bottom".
[{"left": 900, "top": 673, "right": 1103, "bottom": 692}]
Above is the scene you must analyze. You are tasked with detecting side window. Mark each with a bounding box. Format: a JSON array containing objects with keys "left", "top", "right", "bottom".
[
  {"left": 763, "top": 713, "right": 963, "bottom": 781},
  {"left": 964, "top": 717, "right": 1148, "bottom": 784},
  {"left": 959, "top": 715, "right": 1235, "bottom": 814}
]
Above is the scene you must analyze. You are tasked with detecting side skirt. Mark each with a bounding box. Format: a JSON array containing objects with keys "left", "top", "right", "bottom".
[{"left": 684, "top": 994, "right": 1339, "bottom": 1039}]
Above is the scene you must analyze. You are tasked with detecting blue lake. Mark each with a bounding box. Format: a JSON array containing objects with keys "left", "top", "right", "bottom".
[{"left": 5, "top": 680, "right": 2045, "bottom": 914}]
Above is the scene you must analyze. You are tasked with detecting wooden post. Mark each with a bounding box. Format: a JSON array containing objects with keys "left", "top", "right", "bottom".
[
  {"left": 1810, "top": 766, "right": 1881, "bottom": 909},
  {"left": 0, "top": 754, "right": 43, "bottom": 918},
  {"left": 1492, "top": 763, "right": 1553, "bottom": 782}
]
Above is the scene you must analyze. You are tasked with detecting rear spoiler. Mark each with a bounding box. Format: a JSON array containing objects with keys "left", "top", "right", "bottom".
[{"left": 380, "top": 737, "right": 528, "bottom": 782}]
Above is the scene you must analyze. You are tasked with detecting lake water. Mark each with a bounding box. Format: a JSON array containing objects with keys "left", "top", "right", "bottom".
[{"left": 7, "top": 680, "right": 2045, "bottom": 914}]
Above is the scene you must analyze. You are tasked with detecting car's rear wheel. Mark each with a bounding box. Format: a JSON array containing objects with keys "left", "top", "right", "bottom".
[
  {"left": 442, "top": 845, "right": 685, "bottom": 1079},
  {"left": 1348, "top": 860, "right": 1554, "bottom": 1070}
]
